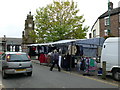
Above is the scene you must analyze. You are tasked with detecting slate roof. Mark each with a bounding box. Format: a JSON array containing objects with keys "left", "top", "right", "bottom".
[
  {"left": 6, "top": 38, "right": 22, "bottom": 45},
  {"left": 0, "top": 37, "right": 22, "bottom": 45},
  {"left": 98, "top": 7, "right": 120, "bottom": 19}
]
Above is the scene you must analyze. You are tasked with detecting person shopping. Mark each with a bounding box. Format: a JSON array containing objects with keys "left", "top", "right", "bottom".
[{"left": 50, "top": 49, "right": 61, "bottom": 72}]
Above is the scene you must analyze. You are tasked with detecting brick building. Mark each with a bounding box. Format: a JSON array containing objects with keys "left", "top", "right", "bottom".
[{"left": 90, "top": 2, "right": 120, "bottom": 38}]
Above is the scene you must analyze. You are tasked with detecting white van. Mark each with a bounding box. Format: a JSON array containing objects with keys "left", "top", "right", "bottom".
[{"left": 101, "top": 37, "right": 120, "bottom": 80}]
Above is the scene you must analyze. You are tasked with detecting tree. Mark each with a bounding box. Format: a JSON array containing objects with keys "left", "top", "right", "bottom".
[{"left": 32, "top": 0, "right": 89, "bottom": 43}]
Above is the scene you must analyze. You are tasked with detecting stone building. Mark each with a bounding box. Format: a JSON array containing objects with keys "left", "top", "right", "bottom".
[
  {"left": 22, "top": 11, "right": 36, "bottom": 52},
  {"left": 22, "top": 11, "right": 35, "bottom": 44},
  {"left": 0, "top": 35, "right": 22, "bottom": 52}
]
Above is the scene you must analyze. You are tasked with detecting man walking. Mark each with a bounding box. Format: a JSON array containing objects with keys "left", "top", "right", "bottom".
[{"left": 50, "top": 49, "right": 61, "bottom": 72}]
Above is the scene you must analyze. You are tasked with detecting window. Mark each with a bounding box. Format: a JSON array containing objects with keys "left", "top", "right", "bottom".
[
  {"left": 104, "top": 17, "right": 109, "bottom": 26},
  {"left": 89, "top": 33, "right": 92, "bottom": 38},
  {"left": 93, "top": 29, "right": 96, "bottom": 37},
  {"left": 104, "top": 30, "right": 109, "bottom": 36}
]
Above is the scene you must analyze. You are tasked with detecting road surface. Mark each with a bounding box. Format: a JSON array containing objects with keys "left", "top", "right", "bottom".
[{"left": 0, "top": 62, "right": 119, "bottom": 89}]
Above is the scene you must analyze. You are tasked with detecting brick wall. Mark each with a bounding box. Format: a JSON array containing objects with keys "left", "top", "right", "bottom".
[{"left": 100, "top": 14, "right": 119, "bottom": 37}]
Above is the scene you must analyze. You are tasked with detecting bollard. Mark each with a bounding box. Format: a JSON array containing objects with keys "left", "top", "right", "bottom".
[{"left": 102, "top": 61, "right": 106, "bottom": 79}]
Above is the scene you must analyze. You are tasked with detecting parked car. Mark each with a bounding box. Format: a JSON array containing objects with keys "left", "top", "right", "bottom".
[
  {"left": 101, "top": 37, "right": 120, "bottom": 81},
  {"left": 0, "top": 52, "right": 33, "bottom": 79}
]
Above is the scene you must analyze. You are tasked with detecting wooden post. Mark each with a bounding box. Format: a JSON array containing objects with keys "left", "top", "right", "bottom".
[{"left": 102, "top": 61, "right": 106, "bottom": 79}]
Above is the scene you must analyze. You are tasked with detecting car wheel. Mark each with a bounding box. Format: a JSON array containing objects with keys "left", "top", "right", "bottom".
[
  {"left": 27, "top": 72, "right": 32, "bottom": 76},
  {"left": 2, "top": 70, "right": 8, "bottom": 79},
  {"left": 112, "top": 69, "right": 120, "bottom": 81}
]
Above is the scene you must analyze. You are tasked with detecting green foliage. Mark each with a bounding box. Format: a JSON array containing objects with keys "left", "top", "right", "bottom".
[{"left": 32, "top": 0, "right": 89, "bottom": 43}]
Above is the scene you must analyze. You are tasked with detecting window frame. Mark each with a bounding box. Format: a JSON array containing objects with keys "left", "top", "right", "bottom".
[
  {"left": 104, "top": 29, "right": 108, "bottom": 36},
  {"left": 104, "top": 17, "right": 109, "bottom": 26},
  {"left": 93, "top": 29, "right": 96, "bottom": 37}
]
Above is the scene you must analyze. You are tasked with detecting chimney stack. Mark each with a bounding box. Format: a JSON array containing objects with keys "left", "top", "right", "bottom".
[{"left": 108, "top": 2, "right": 113, "bottom": 10}]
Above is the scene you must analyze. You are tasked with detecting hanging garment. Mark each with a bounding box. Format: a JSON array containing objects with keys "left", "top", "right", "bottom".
[
  {"left": 80, "top": 59, "right": 86, "bottom": 71},
  {"left": 88, "top": 59, "right": 97, "bottom": 71},
  {"left": 37, "top": 45, "right": 41, "bottom": 54},
  {"left": 46, "top": 55, "right": 51, "bottom": 64},
  {"left": 68, "top": 45, "right": 77, "bottom": 55},
  {"left": 59, "top": 56, "right": 62, "bottom": 68},
  {"left": 79, "top": 45, "right": 83, "bottom": 56},
  {"left": 89, "top": 59, "right": 95, "bottom": 67},
  {"left": 39, "top": 54, "right": 46, "bottom": 63},
  {"left": 75, "top": 45, "right": 80, "bottom": 56},
  {"left": 71, "top": 56, "right": 75, "bottom": 68}
]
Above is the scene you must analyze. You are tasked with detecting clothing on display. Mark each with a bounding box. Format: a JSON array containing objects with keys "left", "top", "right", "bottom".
[
  {"left": 79, "top": 57, "right": 97, "bottom": 74},
  {"left": 59, "top": 56, "right": 62, "bottom": 68},
  {"left": 79, "top": 45, "right": 83, "bottom": 56},
  {"left": 28, "top": 46, "right": 36, "bottom": 57},
  {"left": 68, "top": 45, "right": 77, "bottom": 55},
  {"left": 46, "top": 53, "right": 51, "bottom": 65},
  {"left": 39, "top": 53, "right": 47, "bottom": 63}
]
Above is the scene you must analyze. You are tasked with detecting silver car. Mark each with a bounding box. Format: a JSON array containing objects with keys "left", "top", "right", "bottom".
[{"left": 0, "top": 52, "right": 33, "bottom": 79}]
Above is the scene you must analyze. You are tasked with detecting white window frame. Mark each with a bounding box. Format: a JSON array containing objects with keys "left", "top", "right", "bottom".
[
  {"left": 104, "top": 30, "right": 108, "bottom": 36},
  {"left": 104, "top": 17, "right": 109, "bottom": 26}
]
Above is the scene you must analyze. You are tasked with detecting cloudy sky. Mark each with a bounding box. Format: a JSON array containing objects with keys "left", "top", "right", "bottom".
[{"left": 0, "top": 0, "right": 120, "bottom": 38}]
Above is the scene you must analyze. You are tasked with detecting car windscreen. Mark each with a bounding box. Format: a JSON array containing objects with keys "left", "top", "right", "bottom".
[{"left": 8, "top": 54, "right": 30, "bottom": 61}]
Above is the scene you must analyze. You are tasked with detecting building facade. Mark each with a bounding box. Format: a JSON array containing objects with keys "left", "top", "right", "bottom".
[
  {"left": 0, "top": 36, "right": 6, "bottom": 52},
  {"left": 22, "top": 11, "right": 35, "bottom": 44},
  {"left": 22, "top": 11, "right": 35, "bottom": 52},
  {"left": 91, "top": 19, "right": 100, "bottom": 38},
  {"left": 0, "top": 36, "right": 22, "bottom": 52},
  {"left": 90, "top": 2, "right": 120, "bottom": 38}
]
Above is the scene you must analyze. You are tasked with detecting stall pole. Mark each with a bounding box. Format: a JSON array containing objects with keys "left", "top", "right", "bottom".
[{"left": 70, "top": 41, "right": 74, "bottom": 71}]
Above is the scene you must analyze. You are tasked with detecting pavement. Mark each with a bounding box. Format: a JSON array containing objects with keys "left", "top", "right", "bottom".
[
  {"left": 31, "top": 59, "right": 120, "bottom": 86},
  {"left": 0, "top": 76, "right": 3, "bottom": 89}
]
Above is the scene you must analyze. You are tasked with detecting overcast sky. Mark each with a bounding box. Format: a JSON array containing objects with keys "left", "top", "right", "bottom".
[{"left": 0, "top": 0, "right": 120, "bottom": 38}]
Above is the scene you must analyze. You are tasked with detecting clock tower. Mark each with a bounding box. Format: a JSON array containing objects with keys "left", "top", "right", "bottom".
[{"left": 22, "top": 11, "right": 35, "bottom": 44}]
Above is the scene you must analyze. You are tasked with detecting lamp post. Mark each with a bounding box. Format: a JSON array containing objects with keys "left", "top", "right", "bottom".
[{"left": 108, "top": 0, "right": 111, "bottom": 35}]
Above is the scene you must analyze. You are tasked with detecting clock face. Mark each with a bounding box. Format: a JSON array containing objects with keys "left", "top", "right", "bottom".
[{"left": 28, "top": 24, "right": 32, "bottom": 27}]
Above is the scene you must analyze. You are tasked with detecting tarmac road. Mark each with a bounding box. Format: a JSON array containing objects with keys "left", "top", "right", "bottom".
[{"left": 0, "top": 62, "right": 119, "bottom": 89}]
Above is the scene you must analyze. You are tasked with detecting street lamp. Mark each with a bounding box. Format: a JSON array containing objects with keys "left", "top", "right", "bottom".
[{"left": 108, "top": 0, "right": 111, "bottom": 35}]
